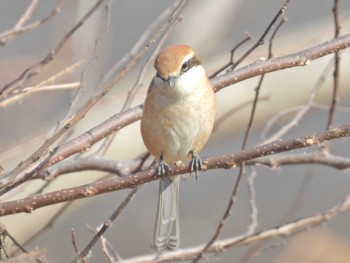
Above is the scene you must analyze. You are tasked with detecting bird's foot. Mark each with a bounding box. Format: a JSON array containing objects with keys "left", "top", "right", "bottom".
[
  {"left": 189, "top": 152, "right": 203, "bottom": 180},
  {"left": 156, "top": 156, "right": 170, "bottom": 177}
]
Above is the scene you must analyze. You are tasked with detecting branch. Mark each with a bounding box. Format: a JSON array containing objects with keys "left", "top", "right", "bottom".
[
  {"left": 260, "top": 58, "right": 334, "bottom": 144},
  {"left": 72, "top": 186, "right": 141, "bottom": 263},
  {"left": 40, "top": 151, "right": 350, "bottom": 180},
  {"left": 194, "top": 8, "right": 288, "bottom": 260},
  {"left": 2, "top": 34, "right": 349, "bottom": 194},
  {"left": 1, "top": 0, "right": 186, "bottom": 195},
  {"left": 107, "top": 195, "right": 350, "bottom": 262},
  {"left": 43, "top": 158, "right": 140, "bottom": 180},
  {"left": 248, "top": 153, "right": 350, "bottom": 170},
  {"left": 0, "top": 59, "right": 83, "bottom": 107},
  {"left": 1, "top": 123, "right": 349, "bottom": 216},
  {"left": 0, "top": 0, "right": 65, "bottom": 46},
  {"left": 326, "top": 0, "right": 341, "bottom": 130},
  {"left": 212, "top": 33, "right": 350, "bottom": 92},
  {"left": 0, "top": 105, "right": 143, "bottom": 194},
  {"left": 0, "top": 0, "right": 102, "bottom": 95}
]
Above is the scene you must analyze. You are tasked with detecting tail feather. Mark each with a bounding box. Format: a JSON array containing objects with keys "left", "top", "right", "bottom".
[{"left": 154, "top": 176, "right": 180, "bottom": 250}]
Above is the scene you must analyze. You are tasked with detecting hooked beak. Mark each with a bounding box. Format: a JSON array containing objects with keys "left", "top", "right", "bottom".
[
  {"left": 166, "top": 75, "right": 176, "bottom": 89},
  {"left": 156, "top": 73, "right": 177, "bottom": 89}
]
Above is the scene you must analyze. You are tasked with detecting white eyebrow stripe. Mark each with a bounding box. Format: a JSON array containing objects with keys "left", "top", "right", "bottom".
[{"left": 181, "top": 52, "right": 194, "bottom": 65}]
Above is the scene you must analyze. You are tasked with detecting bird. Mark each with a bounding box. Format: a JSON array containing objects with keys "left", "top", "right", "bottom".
[{"left": 140, "top": 45, "right": 216, "bottom": 251}]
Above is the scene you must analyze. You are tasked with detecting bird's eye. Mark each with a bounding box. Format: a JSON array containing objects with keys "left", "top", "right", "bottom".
[{"left": 181, "top": 60, "right": 190, "bottom": 72}]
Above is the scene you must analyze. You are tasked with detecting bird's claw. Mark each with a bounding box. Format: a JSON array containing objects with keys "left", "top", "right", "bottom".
[
  {"left": 189, "top": 153, "right": 203, "bottom": 180},
  {"left": 156, "top": 157, "right": 170, "bottom": 177}
]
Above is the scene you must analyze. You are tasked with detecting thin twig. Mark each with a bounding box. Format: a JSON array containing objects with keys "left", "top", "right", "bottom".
[
  {"left": 110, "top": 195, "right": 350, "bottom": 262},
  {"left": 2, "top": 122, "right": 349, "bottom": 216},
  {"left": 261, "top": 58, "right": 334, "bottom": 145},
  {"left": 72, "top": 186, "right": 141, "bottom": 263},
  {"left": 0, "top": 59, "right": 83, "bottom": 107},
  {"left": 238, "top": 168, "right": 313, "bottom": 262},
  {"left": 246, "top": 168, "right": 258, "bottom": 235},
  {"left": 67, "top": 0, "right": 113, "bottom": 118},
  {"left": 86, "top": 225, "right": 120, "bottom": 262},
  {"left": 123, "top": 0, "right": 194, "bottom": 111},
  {"left": 0, "top": 0, "right": 65, "bottom": 46},
  {"left": 0, "top": 0, "right": 107, "bottom": 190},
  {"left": 326, "top": 0, "right": 341, "bottom": 130},
  {"left": 193, "top": 7, "right": 288, "bottom": 262},
  {"left": 68, "top": 153, "right": 152, "bottom": 262},
  {"left": 248, "top": 153, "right": 350, "bottom": 170},
  {"left": 210, "top": 33, "right": 252, "bottom": 78},
  {"left": 0, "top": 82, "right": 80, "bottom": 108},
  {"left": 0, "top": 0, "right": 102, "bottom": 96},
  {"left": 1, "top": 249, "right": 46, "bottom": 263},
  {"left": 43, "top": 158, "right": 139, "bottom": 180},
  {"left": 95, "top": 0, "right": 193, "bottom": 156},
  {"left": 211, "top": 33, "right": 350, "bottom": 93},
  {"left": 4, "top": 230, "right": 43, "bottom": 263},
  {"left": 71, "top": 228, "right": 87, "bottom": 263},
  {"left": 1, "top": 33, "right": 350, "bottom": 195},
  {"left": 1, "top": 0, "right": 185, "bottom": 195},
  {"left": 13, "top": 202, "right": 72, "bottom": 254},
  {"left": 11, "top": 152, "right": 151, "bottom": 254},
  {"left": 98, "top": 1, "right": 182, "bottom": 88},
  {"left": 230, "top": 0, "right": 291, "bottom": 70}
]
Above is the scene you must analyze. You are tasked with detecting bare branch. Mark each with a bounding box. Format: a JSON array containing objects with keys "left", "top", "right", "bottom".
[
  {"left": 1, "top": 33, "right": 350, "bottom": 195},
  {"left": 68, "top": 0, "right": 113, "bottom": 118},
  {"left": 1, "top": 249, "right": 46, "bottom": 263},
  {"left": 326, "top": 0, "right": 341, "bottom": 130},
  {"left": 194, "top": 6, "right": 288, "bottom": 261},
  {"left": 0, "top": 0, "right": 65, "bottom": 46},
  {"left": 110, "top": 195, "right": 350, "bottom": 262},
  {"left": 72, "top": 186, "right": 141, "bottom": 263},
  {"left": 0, "top": 59, "right": 83, "bottom": 107},
  {"left": 93, "top": 0, "right": 192, "bottom": 156},
  {"left": 43, "top": 158, "right": 139, "bottom": 180},
  {"left": 248, "top": 153, "right": 350, "bottom": 170},
  {"left": 0, "top": 0, "right": 102, "bottom": 95},
  {"left": 1, "top": 123, "right": 350, "bottom": 216},
  {"left": 0, "top": 226, "right": 43, "bottom": 263},
  {"left": 86, "top": 225, "right": 120, "bottom": 263},
  {"left": 1, "top": 1, "right": 350, "bottom": 261},
  {"left": 1, "top": 0, "right": 186, "bottom": 195},
  {"left": 71, "top": 228, "right": 82, "bottom": 260},
  {"left": 12, "top": 202, "right": 72, "bottom": 254},
  {"left": 212, "top": 34, "right": 350, "bottom": 92},
  {"left": 230, "top": 0, "right": 291, "bottom": 70},
  {"left": 246, "top": 168, "right": 258, "bottom": 235},
  {"left": 210, "top": 33, "right": 252, "bottom": 78},
  {"left": 98, "top": 1, "right": 184, "bottom": 87},
  {"left": 261, "top": 58, "right": 334, "bottom": 145}
]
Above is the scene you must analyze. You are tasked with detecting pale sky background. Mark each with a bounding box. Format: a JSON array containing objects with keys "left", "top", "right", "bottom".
[{"left": 0, "top": 1, "right": 350, "bottom": 262}]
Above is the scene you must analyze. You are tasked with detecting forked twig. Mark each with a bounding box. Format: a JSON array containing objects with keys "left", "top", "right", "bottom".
[{"left": 193, "top": 3, "right": 289, "bottom": 261}]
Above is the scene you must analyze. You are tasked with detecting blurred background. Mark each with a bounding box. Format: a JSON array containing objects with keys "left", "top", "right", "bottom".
[{"left": 0, "top": 0, "right": 350, "bottom": 262}]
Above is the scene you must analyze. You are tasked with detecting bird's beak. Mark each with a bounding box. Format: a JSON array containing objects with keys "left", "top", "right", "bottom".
[{"left": 166, "top": 75, "right": 176, "bottom": 89}]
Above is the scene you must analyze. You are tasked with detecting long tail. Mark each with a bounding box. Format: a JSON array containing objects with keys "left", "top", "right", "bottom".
[{"left": 154, "top": 175, "right": 180, "bottom": 250}]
